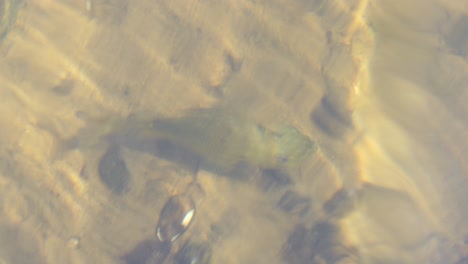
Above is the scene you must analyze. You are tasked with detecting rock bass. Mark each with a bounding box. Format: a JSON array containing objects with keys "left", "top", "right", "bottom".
[{"left": 57, "top": 108, "right": 317, "bottom": 171}]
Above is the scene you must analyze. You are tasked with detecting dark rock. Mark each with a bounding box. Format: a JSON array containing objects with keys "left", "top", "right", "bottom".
[
  {"left": 174, "top": 240, "right": 212, "bottom": 264},
  {"left": 121, "top": 239, "right": 171, "bottom": 264},
  {"left": 98, "top": 144, "right": 131, "bottom": 194},
  {"left": 155, "top": 195, "right": 195, "bottom": 243},
  {"left": 277, "top": 190, "right": 310, "bottom": 217}
]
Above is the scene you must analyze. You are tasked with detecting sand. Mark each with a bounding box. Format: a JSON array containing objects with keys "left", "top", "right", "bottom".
[{"left": 0, "top": 0, "right": 466, "bottom": 263}]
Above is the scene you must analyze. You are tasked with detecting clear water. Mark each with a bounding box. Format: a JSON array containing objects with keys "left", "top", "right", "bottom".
[{"left": 0, "top": 0, "right": 466, "bottom": 263}]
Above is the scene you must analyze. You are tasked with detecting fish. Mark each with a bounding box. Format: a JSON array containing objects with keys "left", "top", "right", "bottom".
[{"left": 56, "top": 108, "right": 317, "bottom": 172}]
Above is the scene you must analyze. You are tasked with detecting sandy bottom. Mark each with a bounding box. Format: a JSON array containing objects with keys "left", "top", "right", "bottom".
[{"left": 0, "top": 0, "right": 466, "bottom": 263}]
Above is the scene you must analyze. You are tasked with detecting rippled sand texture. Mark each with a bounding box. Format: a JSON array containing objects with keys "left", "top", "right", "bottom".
[
  {"left": 0, "top": 0, "right": 466, "bottom": 263},
  {"left": 349, "top": 1, "right": 468, "bottom": 262}
]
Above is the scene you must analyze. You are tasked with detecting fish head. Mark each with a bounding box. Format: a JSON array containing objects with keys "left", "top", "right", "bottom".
[{"left": 262, "top": 124, "right": 317, "bottom": 169}]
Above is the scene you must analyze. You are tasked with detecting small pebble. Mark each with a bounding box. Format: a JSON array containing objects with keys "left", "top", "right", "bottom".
[
  {"left": 98, "top": 144, "right": 131, "bottom": 195},
  {"left": 67, "top": 236, "right": 81, "bottom": 249},
  {"left": 155, "top": 194, "right": 196, "bottom": 242}
]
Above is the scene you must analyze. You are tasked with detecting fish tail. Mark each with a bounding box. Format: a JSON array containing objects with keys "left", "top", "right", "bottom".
[{"left": 46, "top": 115, "right": 126, "bottom": 160}]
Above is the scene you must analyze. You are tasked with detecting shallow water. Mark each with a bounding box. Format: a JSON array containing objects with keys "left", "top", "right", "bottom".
[{"left": 0, "top": 0, "right": 466, "bottom": 263}]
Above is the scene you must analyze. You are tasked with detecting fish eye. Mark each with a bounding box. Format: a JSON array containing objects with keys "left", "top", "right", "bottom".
[
  {"left": 256, "top": 124, "right": 266, "bottom": 133},
  {"left": 277, "top": 155, "right": 289, "bottom": 164},
  {"left": 273, "top": 132, "right": 284, "bottom": 138}
]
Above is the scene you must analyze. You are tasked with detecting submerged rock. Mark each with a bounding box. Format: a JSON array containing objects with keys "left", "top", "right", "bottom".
[
  {"left": 156, "top": 194, "right": 196, "bottom": 243},
  {"left": 283, "top": 222, "right": 358, "bottom": 264},
  {"left": 174, "top": 240, "right": 212, "bottom": 264},
  {"left": 121, "top": 239, "right": 171, "bottom": 264},
  {"left": 98, "top": 144, "right": 131, "bottom": 195}
]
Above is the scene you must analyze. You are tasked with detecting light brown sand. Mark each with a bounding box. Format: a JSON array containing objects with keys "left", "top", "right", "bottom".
[{"left": 0, "top": 0, "right": 466, "bottom": 263}]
